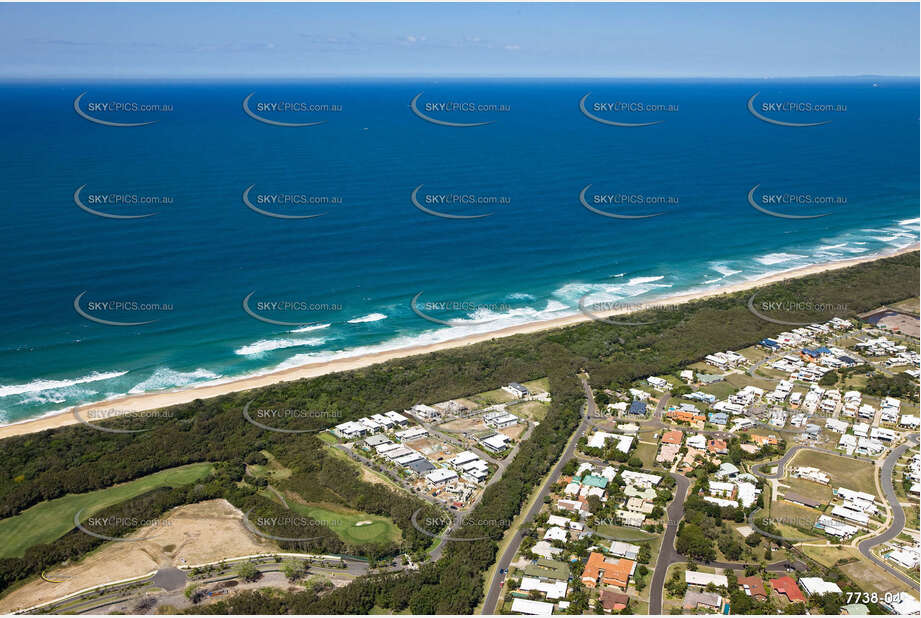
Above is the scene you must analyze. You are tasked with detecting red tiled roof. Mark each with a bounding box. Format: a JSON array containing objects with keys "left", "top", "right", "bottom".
[
  {"left": 770, "top": 576, "right": 805, "bottom": 603},
  {"left": 738, "top": 575, "right": 766, "bottom": 598}
]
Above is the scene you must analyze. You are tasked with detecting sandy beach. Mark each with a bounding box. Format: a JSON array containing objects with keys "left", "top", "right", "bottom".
[{"left": 1, "top": 245, "right": 917, "bottom": 441}]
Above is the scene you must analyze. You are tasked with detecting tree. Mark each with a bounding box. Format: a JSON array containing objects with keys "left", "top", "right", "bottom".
[{"left": 237, "top": 561, "right": 261, "bottom": 582}]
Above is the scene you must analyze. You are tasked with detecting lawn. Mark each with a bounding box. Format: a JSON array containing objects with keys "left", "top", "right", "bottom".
[
  {"left": 521, "top": 378, "right": 550, "bottom": 393},
  {"left": 780, "top": 478, "right": 833, "bottom": 504},
  {"left": 595, "top": 524, "right": 657, "bottom": 542},
  {"left": 696, "top": 381, "right": 737, "bottom": 400},
  {"left": 470, "top": 387, "right": 517, "bottom": 406},
  {"left": 889, "top": 297, "right": 920, "bottom": 314},
  {"left": 508, "top": 400, "right": 550, "bottom": 421},
  {"left": 633, "top": 442, "right": 658, "bottom": 469},
  {"left": 0, "top": 463, "right": 214, "bottom": 558},
  {"left": 789, "top": 450, "right": 878, "bottom": 497},
  {"left": 286, "top": 501, "right": 401, "bottom": 545},
  {"left": 765, "top": 499, "right": 822, "bottom": 542},
  {"left": 801, "top": 543, "right": 860, "bottom": 568}
]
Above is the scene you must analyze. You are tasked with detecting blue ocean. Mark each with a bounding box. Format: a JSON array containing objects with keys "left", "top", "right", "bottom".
[{"left": 0, "top": 78, "right": 918, "bottom": 424}]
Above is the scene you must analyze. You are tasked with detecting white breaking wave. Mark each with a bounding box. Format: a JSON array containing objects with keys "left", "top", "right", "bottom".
[
  {"left": 0, "top": 370, "right": 128, "bottom": 398},
  {"left": 289, "top": 323, "right": 331, "bottom": 333},
  {"left": 235, "top": 337, "right": 326, "bottom": 356},
  {"left": 754, "top": 252, "right": 808, "bottom": 266},
  {"left": 506, "top": 292, "right": 535, "bottom": 301},
  {"left": 347, "top": 313, "right": 387, "bottom": 324},
  {"left": 275, "top": 299, "right": 574, "bottom": 372},
  {"left": 627, "top": 275, "right": 665, "bottom": 286},
  {"left": 128, "top": 368, "right": 221, "bottom": 394}
]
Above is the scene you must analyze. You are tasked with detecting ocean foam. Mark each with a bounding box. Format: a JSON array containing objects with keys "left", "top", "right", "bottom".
[
  {"left": 127, "top": 368, "right": 221, "bottom": 394},
  {"left": 235, "top": 337, "right": 326, "bottom": 356},
  {"left": 0, "top": 370, "right": 128, "bottom": 398},
  {"left": 347, "top": 313, "right": 387, "bottom": 324},
  {"left": 627, "top": 276, "right": 665, "bottom": 286},
  {"left": 289, "top": 323, "right": 331, "bottom": 333},
  {"left": 754, "top": 252, "right": 808, "bottom": 266}
]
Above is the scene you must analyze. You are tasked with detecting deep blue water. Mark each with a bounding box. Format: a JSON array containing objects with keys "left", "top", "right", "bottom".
[{"left": 0, "top": 78, "right": 918, "bottom": 423}]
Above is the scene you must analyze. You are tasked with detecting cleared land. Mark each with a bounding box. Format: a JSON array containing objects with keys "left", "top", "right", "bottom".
[
  {"left": 0, "top": 463, "right": 213, "bottom": 558},
  {"left": 0, "top": 499, "right": 273, "bottom": 614}
]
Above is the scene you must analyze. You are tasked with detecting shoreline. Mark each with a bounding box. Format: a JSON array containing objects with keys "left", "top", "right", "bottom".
[{"left": 1, "top": 244, "right": 917, "bottom": 441}]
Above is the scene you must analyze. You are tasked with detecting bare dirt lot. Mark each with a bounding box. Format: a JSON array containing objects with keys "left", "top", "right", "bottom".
[{"left": 0, "top": 499, "right": 276, "bottom": 613}]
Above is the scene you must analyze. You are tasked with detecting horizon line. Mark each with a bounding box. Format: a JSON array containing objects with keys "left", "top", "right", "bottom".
[{"left": 1, "top": 74, "right": 918, "bottom": 81}]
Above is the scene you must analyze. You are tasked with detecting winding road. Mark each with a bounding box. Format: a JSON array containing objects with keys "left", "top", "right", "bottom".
[{"left": 856, "top": 436, "right": 920, "bottom": 589}]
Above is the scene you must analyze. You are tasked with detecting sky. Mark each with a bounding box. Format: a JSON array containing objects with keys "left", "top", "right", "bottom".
[{"left": 0, "top": 2, "right": 918, "bottom": 79}]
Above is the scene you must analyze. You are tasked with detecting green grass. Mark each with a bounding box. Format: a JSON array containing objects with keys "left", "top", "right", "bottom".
[
  {"left": 508, "top": 400, "right": 550, "bottom": 420},
  {"left": 789, "top": 450, "right": 878, "bottom": 497},
  {"left": 520, "top": 378, "right": 550, "bottom": 393},
  {"left": 286, "top": 501, "right": 401, "bottom": 545},
  {"left": 697, "top": 381, "right": 736, "bottom": 400},
  {"left": 595, "top": 524, "right": 656, "bottom": 542},
  {"left": 634, "top": 442, "right": 658, "bottom": 469},
  {"left": 0, "top": 462, "right": 213, "bottom": 558},
  {"left": 469, "top": 387, "right": 517, "bottom": 406}
]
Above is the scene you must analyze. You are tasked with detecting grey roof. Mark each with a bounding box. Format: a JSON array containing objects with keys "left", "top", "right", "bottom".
[
  {"left": 684, "top": 589, "right": 722, "bottom": 609},
  {"left": 405, "top": 458, "right": 436, "bottom": 475}
]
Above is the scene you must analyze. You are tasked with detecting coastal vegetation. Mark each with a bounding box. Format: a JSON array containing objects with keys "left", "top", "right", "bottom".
[{"left": 0, "top": 251, "right": 917, "bottom": 610}]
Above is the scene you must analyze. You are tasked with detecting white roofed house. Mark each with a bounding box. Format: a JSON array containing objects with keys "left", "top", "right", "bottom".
[
  {"left": 384, "top": 410, "right": 409, "bottom": 425},
  {"left": 484, "top": 410, "right": 519, "bottom": 429},
  {"left": 502, "top": 382, "right": 530, "bottom": 399},
  {"left": 543, "top": 526, "right": 568, "bottom": 542},
  {"left": 395, "top": 426, "right": 428, "bottom": 442},
  {"left": 371, "top": 413, "right": 395, "bottom": 428},
  {"left": 856, "top": 437, "right": 885, "bottom": 456},
  {"left": 620, "top": 470, "right": 662, "bottom": 488},
  {"left": 799, "top": 577, "right": 842, "bottom": 596},
  {"left": 478, "top": 433, "right": 510, "bottom": 453},
  {"left": 686, "top": 570, "right": 728, "bottom": 588},
  {"left": 450, "top": 451, "right": 480, "bottom": 467},
  {"left": 610, "top": 541, "right": 641, "bottom": 560},
  {"left": 425, "top": 468, "right": 458, "bottom": 487},
  {"left": 407, "top": 403, "right": 440, "bottom": 421},
  {"left": 332, "top": 420, "right": 369, "bottom": 439}
]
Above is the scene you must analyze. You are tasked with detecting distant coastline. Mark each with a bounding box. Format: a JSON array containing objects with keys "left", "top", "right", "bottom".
[{"left": 1, "top": 243, "right": 916, "bottom": 442}]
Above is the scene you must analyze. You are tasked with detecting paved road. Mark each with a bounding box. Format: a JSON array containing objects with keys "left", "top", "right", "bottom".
[
  {"left": 857, "top": 436, "right": 920, "bottom": 589},
  {"left": 648, "top": 472, "right": 691, "bottom": 615},
  {"left": 479, "top": 375, "right": 595, "bottom": 614}
]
